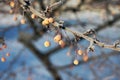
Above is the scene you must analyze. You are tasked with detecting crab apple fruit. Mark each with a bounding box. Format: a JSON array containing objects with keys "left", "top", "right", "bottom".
[
  {"left": 44, "top": 41, "right": 51, "bottom": 47},
  {"left": 9, "top": 10, "right": 13, "bottom": 14},
  {"left": 54, "top": 34, "right": 62, "bottom": 43},
  {"left": 77, "top": 50, "right": 83, "bottom": 55},
  {"left": 59, "top": 40, "right": 65, "bottom": 48},
  {"left": 83, "top": 55, "right": 88, "bottom": 62},
  {"left": 42, "top": 18, "right": 49, "bottom": 26},
  {"left": 10, "top": 1, "right": 15, "bottom": 8},
  {"left": 6, "top": 53, "right": 10, "bottom": 57},
  {"left": 73, "top": 59, "right": 79, "bottom": 65},
  {"left": 48, "top": 17, "right": 54, "bottom": 23},
  {"left": 42, "top": 21, "right": 46, "bottom": 26},
  {"left": 31, "top": 14, "right": 36, "bottom": 19},
  {"left": 1, "top": 57, "right": 6, "bottom": 62},
  {"left": 13, "top": 16, "right": 17, "bottom": 21},
  {"left": 21, "top": 18, "right": 26, "bottom": 24}
]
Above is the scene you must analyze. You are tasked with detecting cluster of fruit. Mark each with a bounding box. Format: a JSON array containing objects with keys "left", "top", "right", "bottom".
[
  {"left": 41, "top": 16, "right": 90, "bottom": 65},
  {"left": 9, "top": 1, "right": 37, "bottom": 25},
  {"left": 0, "top": 43, "right": 10, "bottom": 62},
  {"left": 13, "top": 13, "right": 37, "bottom": 24},
  {"left": 41, "top": 17, "right": 89, "bottom": 65},
  {"left": 9, "top": 1, "right": 89, "bottom": 65},
  {"left": 42, "top": 18, "right": 54, "bottom": 26},
  {"left": 44, "top": 34, "right": 65, "bottom": 48},
  {"left": 73, "top": 49, "right": 88, "bottom": 65}
]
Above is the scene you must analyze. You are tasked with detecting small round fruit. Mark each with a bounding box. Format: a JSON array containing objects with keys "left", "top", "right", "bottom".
[
  {"left": 10, "top": 1, "right": 15, "bottom": 8},
  {"left": 73, "top": 59, "right": 79, "bottom": 65},
  {"left": 1, "top": 57, "right": 6, "bottom": 62},
  {"left": 54, "top": 34, "right": 62, "bottom": 43},
  {"left": 42, "top": 21, "right": 46, "bottom": 26},
  {"left": 31, "top": 14, "right": 36, "bottom": 19},
  {"left": 6, "top": 53, "right": 10, "bottom": 57},
  {"left": 77, "top": 50, "right": 83, "bottom": 55},
  {"left": 44, "top": 41, "right": 51, "bottom": 47},
  {"left": 13, "top": 16, "right": 17, "bottom": 21},
  {"left": 21, "top": 19, "right": 26, "bottom": 24},
  {"left": 48, "top": 17, "right": 54, "bottom": 23},
  {"left": 9, "top": 10, "right": 13, "bottom": 14},
  {"left": 59, "top": 40, "right": 65, "bottom": 48},
  {"left": 83, "top": 55, "right": 88, "bottom": 62},
  {"left": 42, "top": 18, "right": 49, "bottom": 26}
]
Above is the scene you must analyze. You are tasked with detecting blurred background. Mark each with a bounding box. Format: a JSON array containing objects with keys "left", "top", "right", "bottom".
[{"left": 0, "top": 0, "right": 120, "bottom": 80}]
